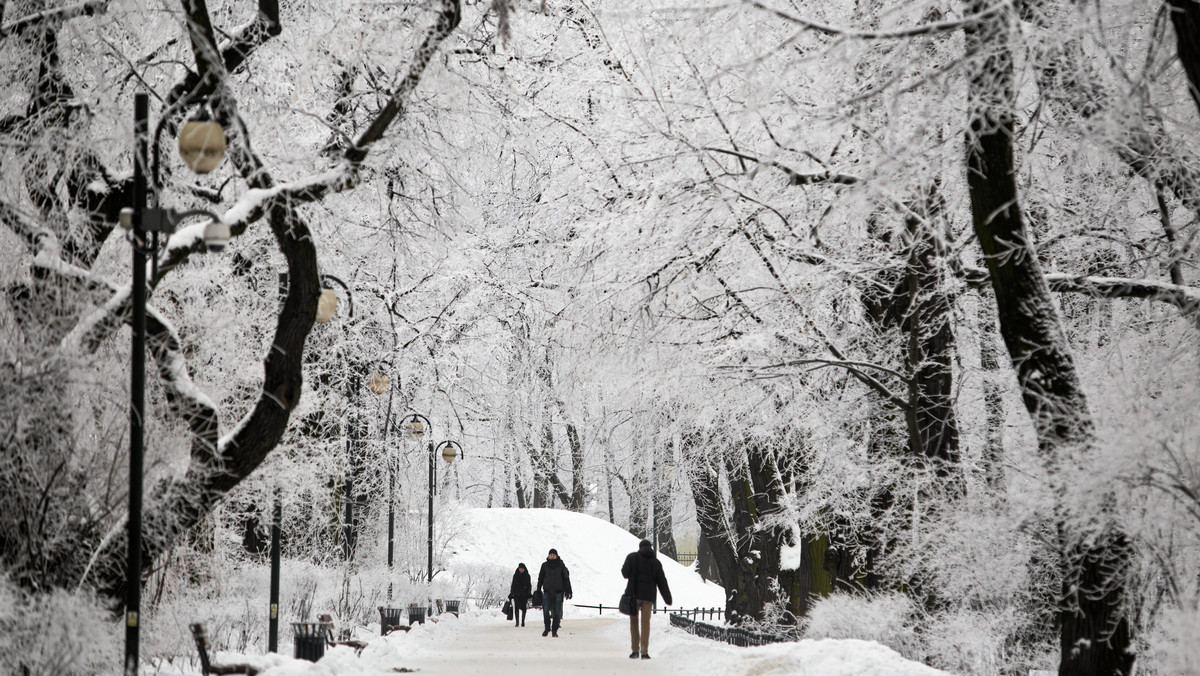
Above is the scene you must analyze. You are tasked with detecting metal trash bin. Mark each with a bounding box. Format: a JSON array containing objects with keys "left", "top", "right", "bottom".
[
  {"left": 407, "top": 604, "right": 427, "bottom": 625},
  {"left": 379, "top": 606, "right": 404, "bottom": 635},
  {"left": 292, "top": 621, "right": 329, "bottom": 661},
  {"left": 444, "top": 599, "right": 460, "bottom": 616}
]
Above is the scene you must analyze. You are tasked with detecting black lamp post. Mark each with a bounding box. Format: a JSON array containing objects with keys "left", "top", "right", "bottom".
[
  {"left": 398, "top": 415, "right": 461, "bottom": 584},
  {"left": 401, "top": 414, "right": 432, "bottom": 582},
  {"left": 314, "top": 275, "right": 357, "bottom": 560},
  {"left": 364, "top": 369, "right": 394, "bottom": 598},
  {"left": 431, "top": 440, "right": 460, "bottom": 582},
  {"left": 268, "top": 488, "right": 281, "bottom": 653},
  {"left": 122, "top": 92, "right": 228, "bottom": 676}
]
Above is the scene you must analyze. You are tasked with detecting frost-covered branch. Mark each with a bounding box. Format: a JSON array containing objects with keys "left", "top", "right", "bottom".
[
  {"left": 0, "top": 0, "right": 108, "bottom": 38},
  {"left": 961, "top": 263, "right": 1200, "bottom": 319},
  {"left": 704, "top": 147, "right": 861, "bottom": 185},
  {"left": 743, "top": 0, "right": 1006, "bottom": 39},
  {"left": 27, "top": 230, "right": 221, "bottom": 461}
]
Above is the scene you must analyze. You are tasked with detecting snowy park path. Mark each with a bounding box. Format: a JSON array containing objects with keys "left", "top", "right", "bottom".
[{"left": 394, "top": 615, "right": 673, "bottom": 675}]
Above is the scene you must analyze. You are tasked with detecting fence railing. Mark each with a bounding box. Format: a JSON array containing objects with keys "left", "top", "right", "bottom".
[
  {"left": 571, "top": 603, "right": 674, "bottom": 615},
  {"left": 572, "top": 603, "right": 722, "bottom": 617},
  {"left": 664, "top": 606, "right": 724, "bottom": 622},
  {"left": 668, "top": 613, "right": 794, "bottom": 647},
  {"left": 674, "top": 553, "right": 697, "bottom": 566}
]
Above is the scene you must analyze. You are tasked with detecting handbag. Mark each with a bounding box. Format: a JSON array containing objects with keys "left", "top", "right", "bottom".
[
  {"left": 502, "top": 599, "right": 513, "bottom": 620},
  {"left": 531, "top": 590, "right": 543, "bottom": 608}
]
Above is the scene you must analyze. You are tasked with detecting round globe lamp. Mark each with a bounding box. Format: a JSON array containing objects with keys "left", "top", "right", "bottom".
[{"left": 178, "top": 120, "right": 227, "bottom": 174}]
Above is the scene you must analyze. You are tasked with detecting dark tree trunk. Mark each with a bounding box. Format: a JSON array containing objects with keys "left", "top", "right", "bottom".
[
  {"left": 978, "top": 294, "right": 1007, "bottom": 491},
  {"left": 965, "top": 4, "right": 1134, "bottom": 675},
  {"left": 566, "top": 421, "right": 585, "bottom": 511},
  {"left": 686, "top": 431, "right": 797, "bottom": 625},
  {"left": 695, "top": 531, "right": 720, "bottom": 584},
  {"left": 1168, "top": 0, "right": 1200, "bottom": 116},
  {"left": 901, "top": 196, "right": 961, "bottom": 475}
]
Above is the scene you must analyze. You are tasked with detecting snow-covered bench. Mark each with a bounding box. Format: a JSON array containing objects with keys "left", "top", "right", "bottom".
[
  {"left": 190, "top": 623, "right": 260, "bottom": 675},
  {"left": 316, "top": 613, "right": 369, "bottom": 654}
]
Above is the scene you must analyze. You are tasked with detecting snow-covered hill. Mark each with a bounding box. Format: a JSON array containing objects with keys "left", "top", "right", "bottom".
[{"left": 441, "top": 507, "right": 727, "bottom": 612}]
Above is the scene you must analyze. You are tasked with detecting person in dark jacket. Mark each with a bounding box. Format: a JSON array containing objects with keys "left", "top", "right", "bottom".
[
  {"left": 508, "top": 562, "right": 532, "bottom": 627},
  {"left": 622, "top": 539, "right": 672, "bottom": 659},
  {"left": 536, "top": 548, "right": 573, "bottom": 637}
]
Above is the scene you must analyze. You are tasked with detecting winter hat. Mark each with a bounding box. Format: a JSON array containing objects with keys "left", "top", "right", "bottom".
[
  {"left": 548, "top": 548, "right": 558, "bottom": 555},
  {"left": 640, "top": 539, "right": 653, "bottom": 548}
]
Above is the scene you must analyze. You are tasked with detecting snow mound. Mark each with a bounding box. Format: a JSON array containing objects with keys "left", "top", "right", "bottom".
[
  {"left": 443, "top": 507, "right": 726, "bottom": 611},
  {"left": 661, "top": 635, "right": 953, "bottom": 676}
]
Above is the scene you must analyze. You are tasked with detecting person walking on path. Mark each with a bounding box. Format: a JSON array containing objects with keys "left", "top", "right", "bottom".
[
  {"left": 536, "top": 548, "right": 573, "bottom": 637},
  {"left": 509, "top": 562, "right": 532, "bottom": 627},
  {"left": 622, "top": 538, "right": 673, "bottom": 660}
]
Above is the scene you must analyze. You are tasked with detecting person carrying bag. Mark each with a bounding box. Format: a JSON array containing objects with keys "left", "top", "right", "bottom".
[
  {"left": 508, "top": 562, "right": 532, "bottom": 627},
  {"left": 621, "top": 538, "right": 672, "bottom": 660}
]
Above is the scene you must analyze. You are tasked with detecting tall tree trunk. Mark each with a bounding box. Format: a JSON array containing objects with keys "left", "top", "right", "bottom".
[
  {"left": 965, "top": 3, "right": 1134, "bottom": 674},
  {"left": 566, "top": 421, "right": 585, "bottom": 511},
  {"left": 978, "top": 294, "right": 1007, "bottom": 491},
  {"left": 687, "top": 431, "right": 797, "bottom": 624}
]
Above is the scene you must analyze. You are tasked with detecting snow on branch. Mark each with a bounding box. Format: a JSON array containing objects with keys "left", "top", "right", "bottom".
[
  {"left": 1044, "top": 273, "right": 1200, "bottom": 316},
  {"left": 0, "top": 0, "right": 108, "bottom": 38},
  {"left": 705, "top": 147, "right": 861, "bottom": 185},
  {"left": 28, "top": 229, "right": 221, "bottom": 457},
  {"left": 742, "top": 0, "right": 1007, "bottom": 40},
  {"left": 961, "top": 263, "right": 1200, "bottom": 319}
]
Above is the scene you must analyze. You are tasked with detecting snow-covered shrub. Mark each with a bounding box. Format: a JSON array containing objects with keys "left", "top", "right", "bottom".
[
  {"left": 452, "top": 562, "right": 510, "bottom": 608},
  {"left": 922, "top": 607, "right": 1049, "bottom": 676},
  {"left": 1142, "top": 606, "right": 1200, "bottom": 675},
  {"left": 0, "top": 578, "right": 118, "bottom": 675},
  {"left": 802, "top": 591, "right": 920, "bottom": 660}
]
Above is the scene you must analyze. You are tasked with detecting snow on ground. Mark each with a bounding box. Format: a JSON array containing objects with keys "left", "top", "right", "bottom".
[
  {"left": 230, "top": 610, "right": 951, "bottom": 676},
  {"left": 190, "top": 507, "right": 951, "bottom": 675},
  {"left": 440, "top": 507, "right": 727, "bottom": 613}
]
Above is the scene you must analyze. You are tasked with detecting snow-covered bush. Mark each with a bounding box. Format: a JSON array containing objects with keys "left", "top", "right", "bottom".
[
  {"left": 922, "top": 607, "right": 1054, "bottom": 676},
  {"left": 803, "top": 591, "right": 920, "bottom": 660},
  {"left": 451, "top": 562, "right": 511, "bottom": 608},
  {"left": 1142, "top": 606, "right": 1200, "bottom": 675},
  {"left": 0, "top": 578, "right": 117, "bottom": 675}
]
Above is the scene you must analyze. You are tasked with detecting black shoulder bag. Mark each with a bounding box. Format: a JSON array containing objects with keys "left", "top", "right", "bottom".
[{"left": 619, "top": 558, "right": 636, "bottom": 615}]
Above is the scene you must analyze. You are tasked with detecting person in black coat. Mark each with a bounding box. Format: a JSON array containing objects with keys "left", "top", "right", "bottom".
[
  {"left": 508, "top": 562, "right": 532, "bottom": 627},
  {"left": 536, "top": 548, "right": 573, "bottom": 637},
  {"left": 622, "top": 539, "right": 672, "bottom": 659}
]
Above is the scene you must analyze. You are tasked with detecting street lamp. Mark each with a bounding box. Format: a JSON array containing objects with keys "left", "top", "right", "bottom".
[
  {"left": 314, "top": 275, "right": 358, "bottom": 561},
  {"left": 401, "top": 413, "right": 433, "bottom": 582},
  {"left": 432, "top": 440, "right": 460, "bottom": 582},
  {"left": 123, "top": 92, "right": 227, "bottom": 676},
  {"left": 364, "top": 368, "right": 395, "bottom": 598}
]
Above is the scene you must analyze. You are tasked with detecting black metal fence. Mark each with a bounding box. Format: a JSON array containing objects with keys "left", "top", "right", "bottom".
[
  {"left": 667, "top": 607, "right": 724, "bottom": 622},
  {"left": 668, "top": 613, "right": 794, "bottom": 647}
]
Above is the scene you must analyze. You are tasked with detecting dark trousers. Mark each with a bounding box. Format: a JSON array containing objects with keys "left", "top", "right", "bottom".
[
  {"left": 513, "top": 599, "right": 527, "bottom": 625},
  {"left": 542, "top": 591, "right": 564, "bottom": 631}
]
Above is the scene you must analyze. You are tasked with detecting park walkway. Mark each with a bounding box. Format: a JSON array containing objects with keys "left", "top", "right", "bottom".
[{"left": 396, "top": 615, "right": 673, "bottom": 675}]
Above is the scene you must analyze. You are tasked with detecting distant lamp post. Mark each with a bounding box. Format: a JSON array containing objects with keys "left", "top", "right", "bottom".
[
  {"left": 438, "top": 440, "right": 460, "bottom": 463},
  {"left": 314, "top": 275, "right": 357, "bottom": 560},
  {"left": 123, "top": 92, "right": 227, "bottom": 676},
  {"left": 401, "top": 413, "right": 438, "bottom": 583},
  {"left": 367, "top": 367, "right": 395, "bottom": 599},
  {"left": 315, "top": 287, "right": 338, "bottom": 324},
  {"left": 177, "top": 114, "right": 227, "bottom": 174},
  {"left": 367, "top": 370, "right": 390, "bottom": 395},
  {"left": 431, "top": 440, "right": 460, "bottom": 582}
]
